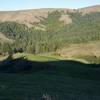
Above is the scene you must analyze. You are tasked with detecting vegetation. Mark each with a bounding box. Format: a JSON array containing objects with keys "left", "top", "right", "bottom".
[
  {"left": 0, "top": 9, "right": 100, "bottom": 100},
  {"left": 0, "top": 54, "right": 100, "bottom": 99},
  {"left": 74, "top": 55, "right": 100, "bottom": 64},
  {"left": 0, "top": 11, "right": 100, "bottom": 55}
]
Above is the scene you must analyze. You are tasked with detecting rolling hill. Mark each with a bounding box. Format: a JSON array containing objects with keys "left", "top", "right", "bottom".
[
  {"left": 0, "top": 5, "right": 100, "bottom": 100},
  {"left": 0, "top": 5, "right": 99, "bottom": 26},
  {"left": 0, "top": 8, "right": 74, "bottom": 27},
  {"left": 0, "top": 5, "right": 100, "bottom": 57}
]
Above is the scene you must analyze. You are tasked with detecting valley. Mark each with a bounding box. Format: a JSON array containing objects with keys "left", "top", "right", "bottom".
[{"left": 0, "top": 5, "right": 100, "bottom": 100}]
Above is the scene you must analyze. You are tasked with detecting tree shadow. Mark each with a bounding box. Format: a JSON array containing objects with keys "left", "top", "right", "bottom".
[
  {"left": 0, "top": 56, "right": 100, "bottom": 80},
  {"left": 0, "top": 56, "right": 57, "bottom": 73}
]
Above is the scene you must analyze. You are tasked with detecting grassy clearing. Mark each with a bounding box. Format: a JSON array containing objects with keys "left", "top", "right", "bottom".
[
  {"left": 57, "top": 41, "right": 100, "bottom": 64},
  {"left": 13, "top": 53, "right": 60, "bottom": 62},
  {"left": 59, "top": 41, "right": 100, "bottom": 58}
]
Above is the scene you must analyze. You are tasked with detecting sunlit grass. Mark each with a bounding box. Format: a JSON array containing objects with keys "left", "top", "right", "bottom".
[{"left": 13, "top": 53, "right": 59, "bottom": 62}]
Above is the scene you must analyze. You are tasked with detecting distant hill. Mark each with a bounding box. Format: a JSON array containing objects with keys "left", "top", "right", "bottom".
[
  {"left": 0, "top": 5, "right": 100, "bottom": 55},
  {"left": 0, "top": 5, "right": 99, "bottom": 26},
  {"left": 79, "top": 5, "right": 100, "bottom": 14},
  {"left": 0, "top": 8, "right": 74, "bottom": 27}
]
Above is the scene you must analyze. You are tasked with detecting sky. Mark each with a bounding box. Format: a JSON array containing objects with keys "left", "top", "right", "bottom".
[{"left": 0, "top": 0, "right": 100, "bottom": 11}]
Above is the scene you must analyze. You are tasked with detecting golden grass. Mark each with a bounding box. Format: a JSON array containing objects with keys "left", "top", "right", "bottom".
[{"left": 59, "top": 41, "right": 100, "bottom": 58}]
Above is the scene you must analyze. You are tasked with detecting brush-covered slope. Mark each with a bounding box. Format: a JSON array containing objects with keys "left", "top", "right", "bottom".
[
  {"left": 0, "top": 32, "right": 13, "bottom": 44},
  {"left": 0, "top": 5, "right": 100, "bottom": 55},
  {"left": 0, "top": 5, "right": 99, "bottom": 26},
  {"left": 79, "top": 5, "right": 100, "bottom": 14},
  {"left": 0, "top": 8, "right": 74, "bottom": 27}
]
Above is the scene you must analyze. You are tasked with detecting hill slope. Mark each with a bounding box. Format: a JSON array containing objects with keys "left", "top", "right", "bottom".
[
  {"left": 0, "top": 8, "right": 74, "bottom": 26},
  {"left": 0, "top": 32, "right": 13, "bottom": 44},
  {"left": 0, "top": 5, "right": 100, "bottom": 56},
  {"left": 0, "top": 5, "right": 100, "bottom": 100},
  {"left": 0, "top": 5, "right": 99, "bottom": 26},
  {"left": 79, "top": 5, "right": 100, "bottom": 14}
]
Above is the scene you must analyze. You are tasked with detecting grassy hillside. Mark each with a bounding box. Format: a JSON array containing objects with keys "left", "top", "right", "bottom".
[
  {"left": 0, "top": 5, "right": 100, "bottom": 100},
  {"left": 0, "top": 54, "right": 100, "bottom": 99},
  {"left": 0, "top": 8, "right": 100, "bottom": 55},
  {"left": 59, "top": 41, "right": 100, "bottom": 57}
]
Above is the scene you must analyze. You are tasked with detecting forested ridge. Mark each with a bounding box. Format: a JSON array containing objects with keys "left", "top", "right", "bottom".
[{"left": 0, "top": 10, "right": 100, "bottom": 55}]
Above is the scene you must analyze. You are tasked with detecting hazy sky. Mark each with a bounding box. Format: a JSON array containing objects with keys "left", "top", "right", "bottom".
[{"left": 0, "top": 0, "right": 100, "bottom": 11}]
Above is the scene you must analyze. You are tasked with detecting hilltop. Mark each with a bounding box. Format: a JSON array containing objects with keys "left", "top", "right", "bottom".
[
  {"left": 0, "top": 8, "right": 74, "bottom": 27},
  {"left": 0, "top": 5, "right": 99, "bottom": 26}
]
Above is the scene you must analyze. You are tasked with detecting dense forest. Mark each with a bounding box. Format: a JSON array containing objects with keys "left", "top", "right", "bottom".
[{"left": 0, "top": 11, "right": 100, "bottom": 55}]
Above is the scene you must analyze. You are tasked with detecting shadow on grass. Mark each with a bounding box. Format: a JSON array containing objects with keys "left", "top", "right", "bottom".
[{"left": 0, "top": 56, "right": 100, "bottom": 80}]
